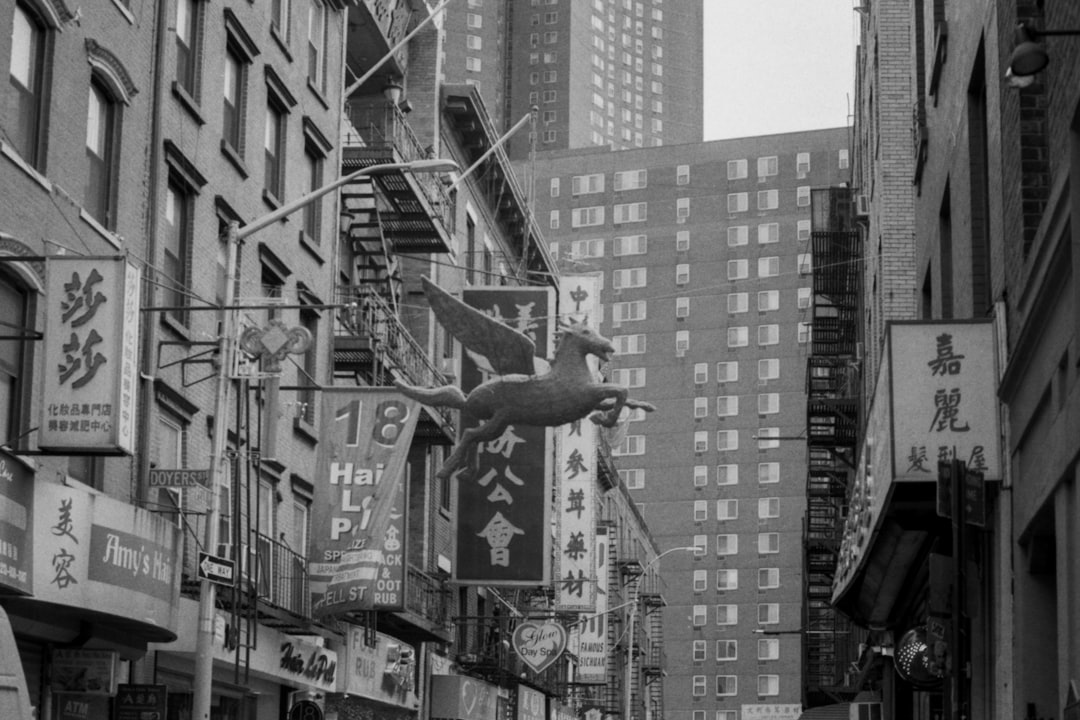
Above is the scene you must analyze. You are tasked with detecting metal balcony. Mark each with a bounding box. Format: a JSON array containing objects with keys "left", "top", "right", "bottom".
[
  {"left": 343, "top": 100, "right": 455, "bottom": 253},
  {"left": 377, "top": 565, "right": 452, "bottom": 645}
]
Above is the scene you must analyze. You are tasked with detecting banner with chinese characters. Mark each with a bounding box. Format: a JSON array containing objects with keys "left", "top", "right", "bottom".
[
  {"left": 309, "top": 388, "right": 420, "bottom": 616},
  {"left": 555, "top": 274, "right": 602, "bottom": 611},
  {"left": 39, "top": 256, "right": 140, "bottom": 454},
  {"left": 32, "top": 480, "right": 180, "bottom": 636},
  {"left": 741, "top": 704, "right": 803, "bottom": 720},
  {"left": 455, "top": 287, "right": 555, "bottom": 584},
  {"left": 0, "top": 449, "right": 33, "bottom": 594},
  {"left": 888, "top": 321, "right": 1000, "bottom": 481},
  {"left": 573, "top": 528, "right": 608, "bottom": 684}
]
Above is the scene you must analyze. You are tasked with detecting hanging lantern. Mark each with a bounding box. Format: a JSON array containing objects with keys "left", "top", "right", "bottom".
[{"left": 894, "top": 626, "right": 947, "bottom": 689}]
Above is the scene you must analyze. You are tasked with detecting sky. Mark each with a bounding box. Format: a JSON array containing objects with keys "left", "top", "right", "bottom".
[{"left": 702, "top": 0, "right": 860, "bottom": 141}]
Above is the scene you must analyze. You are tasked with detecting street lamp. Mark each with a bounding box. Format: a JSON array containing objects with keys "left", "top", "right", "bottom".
[
  {"left": 191, "top": 157, "right": 458, "bottom": 720},
  {"left": 625, "top": 546, "right": 696, "bottom": 720}
]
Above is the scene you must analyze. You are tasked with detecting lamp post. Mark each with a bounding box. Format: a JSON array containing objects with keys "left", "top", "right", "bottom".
[
  {"left": 191, "top": 158, "right": 458, "bottom": 720},
  {"left": 624, "top": 546, "right": 696, "bottom": 720}
]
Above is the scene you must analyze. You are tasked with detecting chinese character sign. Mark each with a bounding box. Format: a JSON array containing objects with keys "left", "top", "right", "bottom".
[
  {"left": 455, "top": 287, "right": 555, "bottom": 584},
  {"left": 889, "top": 322, "right": 1000, "bottom": 481},
  {"left": 40, "top": 257, "right": 140, "bottom": 454},
  {"left": 555, "top": 274, "right": 601, "bottom": 610},
  {"left": 310, "top": 388, "right": 420, "bottom": 615},
  {"left": 0, "top": 449, "right": 33, "bottom": 594},
  {"left": 573, "top": 529, "right": 608, "bottom": 684}
]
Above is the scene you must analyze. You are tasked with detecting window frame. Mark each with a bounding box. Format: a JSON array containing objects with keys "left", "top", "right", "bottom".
[
  {"left": 9, "top": 1, "right": 53, "bottom": 170},
  {"left": 306, "top": 0, "right": 328, "bottom": 93},
  {"left": 85, "top": 76, "right": 122, "bottom": 229}
]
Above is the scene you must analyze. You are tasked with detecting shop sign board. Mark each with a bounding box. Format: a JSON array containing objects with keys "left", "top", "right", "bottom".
[
  {"left": 455, "top": 286, "right": 554, "bottom": 585},
  {"left": 309, "top": 388, "right": 419, "bottom": 616},
  {"left": 114, "top": 684, "right": 168, "bottom": 720},
  {"left": 430, "top": 675, "right": 498, "bottom": 720},
  {"left": 342, "top": 628, "right": 418, "bottom": 707},
  {"left": 516, "top": 685, "right": 545, "bottom": 720},
  {"left": 573, "top": 529, "right": 608, "bottom": 684},
  {"left": 39, "top": 256, "right": 140, "bottom": 455},
  {"left": 32, "top": 481, "right": 181, "bottom": 638},
  {"left": 512, "top": 620, "right": 567, "bottom": 674},
  {"left": 0, "top": 449, "right": 33, "bottom": 594},
  {"left": 279, "top": 636, "right": 338, "bottom": 693},
  {"left": 741, "top": 704, "right": 802, "bottom": 720},
  {"left": 51, "top": 649, "right": 117, "bottom": 695},
  {"left": 549, "top": 700, "right": 576, "bottom": 720}
]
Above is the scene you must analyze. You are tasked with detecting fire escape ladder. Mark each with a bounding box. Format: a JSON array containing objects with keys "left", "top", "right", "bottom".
[{"left": 341, "top": 176, "right": 401, "bottom": 312}]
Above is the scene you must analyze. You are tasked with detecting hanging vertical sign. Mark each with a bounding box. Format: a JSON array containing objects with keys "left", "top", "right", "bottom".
[
  {"left": 0, "top": 450, "right": 33, "bottom": 595},
  {"left": 574, "top": 528, "right": 609, "bottom": 684},
  {"left": 454, "top": 286, "right": 555, "bottom": 585},
  {"left": 309, "top": 388, "right": 420, "bottom": 616},
  {"left": 555, "top": 275, "right": 602, "bottom": 611},
  {"left": 39, "top": 256, "right": 140, "bottom": 454}
]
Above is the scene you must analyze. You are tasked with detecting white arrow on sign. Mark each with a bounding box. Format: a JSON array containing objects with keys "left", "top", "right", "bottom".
[{"left": 198, "top": 552, "right": 235, "bottom": 585}]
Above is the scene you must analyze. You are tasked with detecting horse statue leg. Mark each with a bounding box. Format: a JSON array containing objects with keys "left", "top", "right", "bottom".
[
  {"left": 436, "top": 411, "right": 514, "bottom": 481},
  {"left": 590, "top": 386, "right": 628, "bottom": 428}
]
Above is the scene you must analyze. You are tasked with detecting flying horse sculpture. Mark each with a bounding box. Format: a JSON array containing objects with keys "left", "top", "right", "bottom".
[{"left": 396, "top": 277, "right": 656, "bottom": 480}]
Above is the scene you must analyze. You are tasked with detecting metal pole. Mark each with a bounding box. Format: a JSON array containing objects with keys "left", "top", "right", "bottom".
[{"left": 192, "top": 220, "right": 241, "bottom": 720}]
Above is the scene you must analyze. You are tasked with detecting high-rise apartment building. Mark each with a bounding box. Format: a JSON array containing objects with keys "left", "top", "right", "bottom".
[
  {"left": 442, "top": 0, "right": 704, "bottom": 158},
  {"left": 531, "top": 129, "right": 850, "bottom": 719}
]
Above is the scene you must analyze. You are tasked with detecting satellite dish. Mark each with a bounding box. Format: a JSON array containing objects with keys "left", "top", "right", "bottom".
[{"left": 894, "top": 626, "right": 947, "bottom": 689}]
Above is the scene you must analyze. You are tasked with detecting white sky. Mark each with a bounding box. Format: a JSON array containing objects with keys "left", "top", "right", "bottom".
[{"left": 702, "top": 0, "right": 859, "bottom": 140}]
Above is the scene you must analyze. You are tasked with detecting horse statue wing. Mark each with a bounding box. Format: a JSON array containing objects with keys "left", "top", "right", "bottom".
[{"left": 421, "top": 276, "right": 537, "bottom": 376}]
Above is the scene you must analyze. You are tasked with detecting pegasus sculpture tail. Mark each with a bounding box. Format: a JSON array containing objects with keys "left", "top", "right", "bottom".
[{"left": 394, "top": 380, "right": 468, "bottom": 411}]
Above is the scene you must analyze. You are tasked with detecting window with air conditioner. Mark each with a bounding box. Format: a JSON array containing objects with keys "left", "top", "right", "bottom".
[
  {"left": 694, "top": 500, "right": 708, "bottom": 521},
  {"left": 798, "top": 322, "right": 812, "bottom": 344},
  {"left": 677, "top": 197, "right": 690, "bottom": 219},
  {"left": 798, "top": 253, "right": 813, "bottom": 275},
  {"left": 676, "top": 263, "right": 690, "bottom": 285},
  {"left": 694, "top": 397, "right": 708, "bottom": 419},
  {"left": 694, "top": 431, "right": 708, "bottom": 453},
  {"left": 676, "top": 230, "right": 690, "bottom": 251},
  {"left": 677, "top": 164, "right": 690, "bottom": 184},
  {"left": 693, "top": 605, "right": 708, "bottom": 626},
  {"left": 694, "top": 363, "right": 708, "bottom": 383},
  {"left": 676, "top": 297, "right": 690, "bottom": 318},
  {"left": 797, "top": 185, "right": 811, "bottom": 207},
  {"left": 796, "top": 151, "right": 811, "bottom": 176},
  {"left": 693, "top": 465, "right": 709, "bottom": 487},
  {"left": 676, "top": 330, "right": 689, "bottom": 354},
  {"left": 797, "top": 287, "right": 813, "bottom": 308},
  {"left": 693, "top": 569, "right": 708, "bottom": 592},
  {"left": 798, "top": 219, "right": 811, "bottom": 241}
]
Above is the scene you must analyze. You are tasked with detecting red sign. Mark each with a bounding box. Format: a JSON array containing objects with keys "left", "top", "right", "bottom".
[
  {"left": 455, "top": 287, "right": 554, "bottom": 584},
  {"left": 309, "top": 389, "right": 420, "bottom": 615}
]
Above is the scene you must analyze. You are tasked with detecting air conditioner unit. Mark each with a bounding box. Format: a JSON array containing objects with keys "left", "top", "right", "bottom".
[{"left": 855, "top": 195, "right": 870, "bottom": 217}]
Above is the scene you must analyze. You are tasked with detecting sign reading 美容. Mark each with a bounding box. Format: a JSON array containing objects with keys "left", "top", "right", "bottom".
[{"left": 39, "top": 256, "right": 140, "bottom": 455}]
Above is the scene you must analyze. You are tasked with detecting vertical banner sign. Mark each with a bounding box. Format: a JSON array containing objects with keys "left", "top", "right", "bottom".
[
  {"left": 889, "top": 321, "right": 1000, "bottom": 481},
  {"left": 310, "top": 388, "right": 420, "bottom": 616},
  {"left": 0, "top": 450, "right": 33, "bottom": 595},
  {"left": 455, "top": 286, "right": 555, "bottom": 584},
  {"left": 40, "top": 257, "right": 140, "bottom": 454},
  {"left": 574, "top": 528, "right": 608, "bottom": 684},
  {"left": 555, "top": 274, "right": 602, "bottom": 611}
]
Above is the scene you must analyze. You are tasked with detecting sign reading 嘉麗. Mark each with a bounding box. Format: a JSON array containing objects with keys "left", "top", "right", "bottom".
[{"left": 40, "top": 256, "right": 140, "bottom": 455}]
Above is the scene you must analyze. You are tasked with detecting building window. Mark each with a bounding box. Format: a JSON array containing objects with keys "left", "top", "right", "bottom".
[
  {"left": 759, "top": 358, "right": 780, "bottom": 380},
  {"left": 693, "top": 605, "right": 707, "bottom": 626},
  {"left": 758, "top": 223, "right": 779, "bottom": 244},
  {"left": 722, "top": 229, "right": 747, "bottom": 251},
  {"left": 759, "top": 638, "right": 780, "bottom": 660},
  {"left": 727, "top": 159, "right": 747, "bottom": 179},
  {"left": 692, "top": 675, "right": 707, "bottom": 695},
  {"left": 727, "top": 192, "right": 748, "bottom": 213},
  {"left": 676, "top": 297, "right": 690, "bottom": 318},
  {"left": 614, "top": 202, "right": 647, "bottom": 223},
  {"left": 716, "top": 395, "right": 738, "bottom": 417},
  {"left": 677, "top": 164, "right": 690, "bottom": 184},
  {"left": 693, "top": 466, "right": 709, "bottom": 487},
  {"left": 614, "top": 234, "right": 647, "bottom": 256},
  {"left": 466, "top": 56, "right": 482, "bottom": 72},
  {"left": 717, "top": 466, "right": 738, "bottom": 488},
  {"left": 758, "top": 290, "right": 779, "bottom": 312},
  {"left": 676, "top": 263, "right": 689, "bottom": 285},
  {"left": 716, "top": 676, "right": 737, "bottom": 697},
  {"left": 264, "top": 101, "right": 286, "bottom": 201},
  {"left": 717, "top": 498, "right": 738, "bottom": 518},
  {"left": 693, "top": 569, "right": 708, "bottom": 592},
  {"left": 758, "top": 603, "right": 780, "bottom": 624},
  {"left": 727, "top": 259, "right": 748, "bottom": 280},
  {"left": 758, "top": 324, "right": 779, "bottom": 346},
  {"left": 549, "top": 178, "right": 560, "bottom": 197},
  {"left": 677, "top": 197, "right": 690, "bottom": 219},
  {"left": 839, "top": 148, "right": 849, "bottom": 168},
  {"left": 676, "top": 230, "right": 690, "bottom": 251},
  {"left": 716, "top": 640, "right": 737, "bottom": 662},
  {"left": 298, "top": 300, "right": 319, "bottom": 425},
  {"left": 572, "top": 173, "right": 605, "bottom": 194},
  {"left": 758, "top": 393, "right": 780, "bottom": 415},
  {"left": 86, "top": 77, "right": 121, "bottom": 229},
  {"left": 716, "top": 539, "right": 738, "bottom": 560},
  {"left": 467, "top": 12, "right": 482, "bottom": 28},
  {"left": 620, "top": 468, "right": 645, "bottom": 489},
  {"left": 614, "top": 168, "right": 647, "bottom": 190},
  {"left": 694, "top": 397, "right": 708, "bottom": 419},
  {"left": 759, "top": 462, "right": 780, "bottom": 484},
  {"left": 716, "top": 568, "right": 738, "bottom": 590},
  {"left": 757, "top": 156, "right": 778, "bottom": 178},
  {"left": 717, "top": 429, "right": 738, "bottom": 451},
  {"left": 716, "top": 604, "right": 737, "bottom": 626},
  {"left": 717, "top": 361, "right": 738, "bottom": 383},
  {"left": 757, "top": 189, "right": 778, "bottom": 210},
  {"left": 757, "top": 427, "right": 780, "bottom": 449},
  {"left": 301, "top": 134, "right": 327, "bottom": 245},
  {"left": 759, "top": 568, "right": 780, "bottom": 589},
  {"left": 549, "top": 210, "right": 559, "bottom": 229},
  {"left": 694, "top": 363, "right": 708, "bottom": 384},
  {"left": 796, "top": 151, "right": 811, "bottom": 175},
  {"left": 728, "top": 293, "right": 748, "bottom": 314},
  {"left": 798, "top": 219, "right": 811, "bottom": 241},
  {"left": 727, "top": 327, "right": 748, "bottom": 348},
  {"left": 544, "top": 31, "right": 558, "bottom": 43},
  {"left": 797, "top": 287, "right": 813, "bottom": 308},
  {"left": 307, "top": 0, "right": 327, "bottom": 92},
  {"left": 798, "top": 253, "right": 813, "bottom": 275},
  {"left": 612, "top": 268, "right": 647, "bottom": 289},
  {"left": 155, "top": 413, "right": 186, "bottom": 526},
  {"left": 611, "top": 367, "right": 646, "bottom": 387},
  {"left": 613, "top": 334, "right": 647, "bottom": 354},
  {"left": 797, "top": 185, "right": 811, "bottom": 207},
  {"left": 614, "top": 434, "right": 645, "bottom": 455},
  {"left": 758, "top": 675, "right": 780, "bottom": 697},
  {"left": 758, "top": 257, "right": 779, "bottom": 278},
  {"left": 467, "top": 34, "right": 482, "bottom": 50},
  {"left": 571, "top": 238, "right": 605, "bottom": 259},
  {"left": 9, "top": 2, "right": 50, "bottom": 169},
  {"left": 694, "top": 432, "right": 708, "bottom": 453},
  {"left": 222, "top": 43, "right": 248, "bottom": 158},
  {"left": 175, "top": 0, "right": 202, "bottom": 98},
  {"left": 0, "top": 269, "right": 32, "bottom": 447},
  {"left": 272, "top": 0, "right": 291, "bottom": 41},
  {"left": 759, "top": 497, "right": 780, "bottom": 519},
  {"left": 162, "top": 178, "right": 194, "bottom": 325},
  {"left": 798, "top": 322, "right": 813, "bottom": 344},
  {"left": 572, "top": 206, "right": 605, "bottom": 227},
  {"left": 758, "top": 532, "right": 780, "bottom": 554}
]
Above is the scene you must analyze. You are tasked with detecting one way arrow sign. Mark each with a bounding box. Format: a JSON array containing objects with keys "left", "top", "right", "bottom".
[{"left": 198, "top": 552, "right": 235, "bottom": 586}]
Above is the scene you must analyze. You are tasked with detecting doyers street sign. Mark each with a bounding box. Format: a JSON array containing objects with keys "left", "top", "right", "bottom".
[{"left": 148, "top": 468, "right": 208, "bottom": 489}]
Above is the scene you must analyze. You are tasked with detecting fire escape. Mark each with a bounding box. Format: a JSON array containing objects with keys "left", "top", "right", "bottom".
[{"left": 803, "top": 188, "right": 865, "bottom": 706}]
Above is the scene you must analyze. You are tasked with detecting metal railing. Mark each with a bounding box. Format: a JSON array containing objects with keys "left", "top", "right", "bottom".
[
  {"left": 248, "top": 530, "right": 310, "bottom": 617},
  {"left": 405, "top": 564, "right": 449, "bottom": 627}
]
